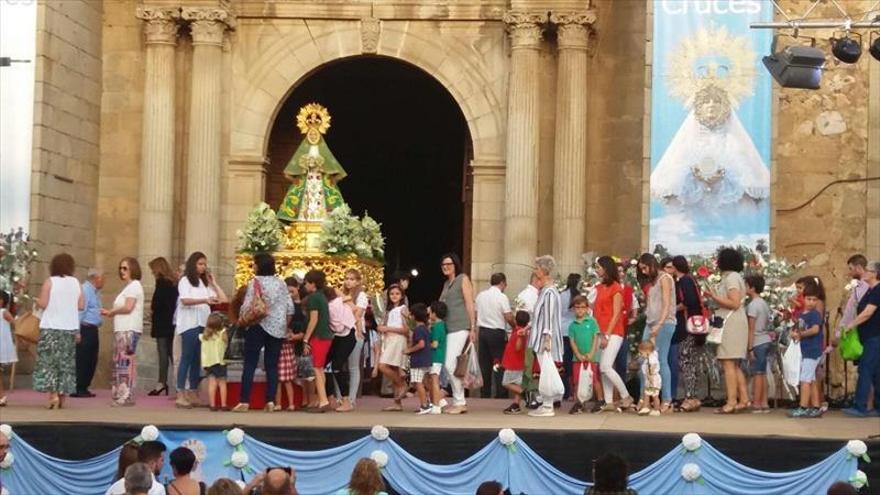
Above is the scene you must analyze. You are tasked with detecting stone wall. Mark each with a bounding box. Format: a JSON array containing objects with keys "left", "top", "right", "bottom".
[{"left": 30, "top": 0, "right": 103, "bottom": 276}]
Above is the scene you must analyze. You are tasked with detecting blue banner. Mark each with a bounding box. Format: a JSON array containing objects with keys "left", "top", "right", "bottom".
[{"left": 649, "top": 0, "right": 772, "bottom": 254}]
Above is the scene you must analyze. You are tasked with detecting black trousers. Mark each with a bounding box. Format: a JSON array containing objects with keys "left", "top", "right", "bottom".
[
  {"left": 329, "top": 331, "right": 356, "bottom": 394},
  {"left": 479, "top": 327, "right": 508, "bottom": 398},
  {"left": 75, "top": 324, "right": 99, "bottom": 393}
]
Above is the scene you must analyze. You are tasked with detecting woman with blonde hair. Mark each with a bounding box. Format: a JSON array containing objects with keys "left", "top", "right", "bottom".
[
  {"left": 336, "top": 458, "right": 387, "bottom": 495},
  {"left": 148, "top": 257, "right": 178, "bottom": 396},
  {"left": 335, "top": 268, "right": 369, "bottom": 411},
  {"left": 102, "top": 257, "right": 145, "bottom": 406}
]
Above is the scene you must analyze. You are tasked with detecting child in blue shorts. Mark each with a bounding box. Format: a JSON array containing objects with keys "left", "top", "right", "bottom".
[
  {"left": 746, "top": 275, "right": 773, "bottom": 413},
  {"left": 788, "top": 281, "right": 824, "bottom": 419}
]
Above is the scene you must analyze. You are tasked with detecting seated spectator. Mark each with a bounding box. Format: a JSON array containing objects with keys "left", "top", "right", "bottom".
[
  {"left": 125, "top": 463, "right": 154, "bottom": 495},
  {"left": 827, "top": 481, "right": 858, "bottom": 495},
  {"left": 243, "top": 467, "right": 297, "bottom": 495},
  {"left": 476, "top": 481, "right": 504, "bottom": 495},
  {"left": 336, "top": 458, "right": 387, "bottom": 495},
  {"left": 207, "top": 479, "right": 243, "bottom": 495},
  {"left": 167, "top": 446, "right": 206, "bottom": 495},
  {"left": 107, "top": 441, "right": 167, "bottom": 495},
  {"left": 586, "top": 453, "right": 637, "bottom": 495},
  {"left": 114, "top": 442, "right": 141, "bottom": 482}
]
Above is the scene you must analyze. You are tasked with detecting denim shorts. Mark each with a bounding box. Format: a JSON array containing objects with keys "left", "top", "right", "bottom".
[
  {"left": 750, "top": 342, "right": 773, "bottom": 375},
  {"left": 800, "top": 358, "right": 819, "bottom": 383}
]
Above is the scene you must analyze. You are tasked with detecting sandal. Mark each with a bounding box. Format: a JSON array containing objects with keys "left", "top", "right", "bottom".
[
  {"left": 681, "top": 399, "right": 701, "bottom": 413},
  {"left": 714, "top": 404, "right": 737, "bottom": 414},
  {"left": 734, "top": 402, "right": 751, "bottom": 414},
  {"left": 382, "top": 404, "right": 403, "bottom": 412}
]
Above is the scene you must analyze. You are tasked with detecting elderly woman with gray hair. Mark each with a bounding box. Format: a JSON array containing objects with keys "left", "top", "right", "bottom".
[
  {"left": 843, "top": 259, "right": 880, "bottom": 418},
  {"left": 527, "top": 255, "right": 564, "bottom": 417}
]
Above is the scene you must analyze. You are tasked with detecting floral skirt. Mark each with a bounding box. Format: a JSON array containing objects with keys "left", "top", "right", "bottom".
[
  {"left": 33, "top": 329, "right": 77, "bottom": 394},
  {"left": 112, "top": 331, "right": 140, "bottom": 405}
]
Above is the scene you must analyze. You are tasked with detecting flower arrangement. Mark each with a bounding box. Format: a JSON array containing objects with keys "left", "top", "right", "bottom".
[
  {"left": 0, "top": 228, "right": 39, "bottom": 311},
  {"left": 681, "top": 463, "right": 703, "bottom": 483},
  {"left": 846, "top": 440, "right": 870, "bottom": 462},
  {"left": 320, "top": 204, "right": 385, "bottom": 261},
  {"left": 681, "top": 433, "right": 702, "bottom": 453},
  {"left": 371, "top": 425, "right": 390, "bottom": 441},
  {"left": 370, "top": 450, "right": 389, "bottom": 469},
  {"left": 134, "top": 425, "right": 159, "bottom": 444},
  {"left": 236, "top": 203, "right": 284, "bottom": 253},
  {"left": 850, "top": 470, "right": 868, "bottom": 489},
  {"left": 224, "top": 427, "right": 253, "bottom": 473}
]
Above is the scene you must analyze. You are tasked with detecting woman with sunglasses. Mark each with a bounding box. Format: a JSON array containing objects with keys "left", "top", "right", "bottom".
[{"left": 101, "top": 257, "right": 145, "bottom": 406}]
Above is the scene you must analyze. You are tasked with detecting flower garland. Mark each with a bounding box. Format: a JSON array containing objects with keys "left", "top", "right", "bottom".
[
  {"left": 224, "top": 428, "right": 254, "bottom": 474},
  {"left": 236, "top": 202, "right": 284, "bottom": 253},
  {"left": 134, "top": 425, "right": 160, "bottom": 444},
  {"left": 498, "top": 428, "right": 518, "bottom": 453}
]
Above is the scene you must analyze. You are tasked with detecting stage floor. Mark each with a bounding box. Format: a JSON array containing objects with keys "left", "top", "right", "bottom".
[{"left": 1, "top": 389, "right": 876, "bottom": 440}]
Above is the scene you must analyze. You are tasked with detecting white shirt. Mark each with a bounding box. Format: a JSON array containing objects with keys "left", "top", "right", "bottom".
[
  {"left": 176, "top": 277, "right": 215, "bottom": 335},
  {"left": 113, "top": 280, "right": 145, "bottom": 333},
  {"left": 355, "top": 292, "right": 369, "bottom": 338},
  {"left": 39, "top": 276, "right": 82, "bottom": 331},
  {"left": 515, "top": 285, "right": 539, "bottom": 316},
  {"left": 105, "top": 473, "right": 166, "bottom": 495},
  {"left": 475, "top": 285, "right": 512, "bottom": 330}
]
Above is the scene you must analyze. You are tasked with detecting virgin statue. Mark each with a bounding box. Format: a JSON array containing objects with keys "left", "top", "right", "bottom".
[{"left": 277, "top": 103, "right": 347, "bottom": 223}]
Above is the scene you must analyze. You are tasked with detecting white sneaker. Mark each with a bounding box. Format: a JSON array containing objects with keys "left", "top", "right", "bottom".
[
  {"left": 638, "top": 407, "right": 651, "bottom": 416},
  {"left": 649, "top": 409, "right": 661, "bottom": 417},
  {"left": 438, "top": 399, "right": 449, "bottom": 409},
  {"left": 416, "top": 405, "right": 433, "bottom": 415},
  {"left": 429, "top": 405, "right": 442, "bottom": 415},
  {"left": 528, "top": 406, "right": 556, "bottom": 417}
]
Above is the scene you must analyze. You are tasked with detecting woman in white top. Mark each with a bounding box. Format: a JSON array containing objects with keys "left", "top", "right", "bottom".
[
  {"left": 334, "top": 268, "right": 369, "bottom": 411},
  {"left": 100, "top": 257, "right": 145, "bottom": 406},
  {"left": 34, "top": 253, "right": 85, "bottom": 409},
  {"left": 175, "top": 251, "right": 228, "bottom": 408}
]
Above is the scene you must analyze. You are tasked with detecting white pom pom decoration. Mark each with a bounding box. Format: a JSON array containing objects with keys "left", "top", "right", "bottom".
[
  {"left": 846, "top": 440, "right": 867, "bottom": 457},
  {"left": 2, "top": 485, "right": 9, "bottom": 495},
  {"left": 226, "top": 428, "right": 245, "bottom": 447},
  {"left": 498, "top": 429, "right": 517, "bottom": 446},
  {"left": 0, "top": 452, "right": 13, "bottom": 469},
  {"left": 370, "top": 450, "right": 389, "bottom": 468},
  {"left": 851, "top": 470, "right": 867, "bottom": 489},
  {"left": 230, "top": 450, "right": 249, "bottom": 469},
  {"left": 681, "top": 463, "right": 701, "bottom": 482},
  {"left": 0, "top": 424, "right": 11, "bottom": 438},
  {"left": 682, "top": 433, "right": 702, "bottom": 452},
  {"left": 140, "top": 425, "right": 159, "bottom": 442},
  {"left": 371, "top": 425, "right": 390, "bottom": 441}
]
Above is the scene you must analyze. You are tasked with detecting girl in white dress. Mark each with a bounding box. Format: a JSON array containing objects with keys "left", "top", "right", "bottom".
[
  {"left": 0, "top": 290, "right": 18, "bottom": 406},
  {"left": 378, "top": 285, "right": 410, "bottom": 411}
]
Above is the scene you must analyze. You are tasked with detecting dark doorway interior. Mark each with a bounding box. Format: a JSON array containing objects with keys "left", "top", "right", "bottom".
[{"left": 266, "top": 57, "right": 472, "bottom": 304}]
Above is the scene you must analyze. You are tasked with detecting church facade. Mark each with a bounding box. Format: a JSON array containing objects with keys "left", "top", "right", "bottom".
[{"left": 27, "top": 0, "right": 879, "bottom": 386}]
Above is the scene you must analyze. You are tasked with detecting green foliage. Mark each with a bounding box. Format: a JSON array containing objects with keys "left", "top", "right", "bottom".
[
  {"left": 320, "top": 205, "right": 385, "bottom": 261},
  {"left": 0, "top": 228, "right": 39, "bottom": 310},
  {"left": 236, "top": 203, "right": 284, "bottom": 253}
]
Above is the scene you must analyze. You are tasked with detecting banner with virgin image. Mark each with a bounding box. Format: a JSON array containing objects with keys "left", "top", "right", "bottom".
[{"left": 649, "top": 0, "right": 773, "bottom": 254}]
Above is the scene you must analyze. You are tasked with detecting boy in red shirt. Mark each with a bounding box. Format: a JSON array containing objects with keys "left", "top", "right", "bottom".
[{"left": 502, "top": 311, "right": 531, "bottom": 414}]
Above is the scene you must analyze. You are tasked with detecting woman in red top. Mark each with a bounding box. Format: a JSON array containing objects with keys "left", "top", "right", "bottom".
[{"left": 594, "top": 256, "right": 633, "bottom": 412}]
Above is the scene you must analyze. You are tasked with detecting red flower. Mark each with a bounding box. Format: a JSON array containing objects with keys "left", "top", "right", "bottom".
[{"left": 697, "top": 266, "right": 710, "bottom": 278}]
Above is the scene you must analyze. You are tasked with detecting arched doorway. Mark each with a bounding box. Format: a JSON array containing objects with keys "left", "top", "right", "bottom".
[{"left": 266, "top": 56, "right": 473, "bottom": 303}]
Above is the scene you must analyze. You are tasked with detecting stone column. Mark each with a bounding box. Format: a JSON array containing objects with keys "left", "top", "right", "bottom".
[
  {"left": 181, "top": 8, "right": 232, "bottom": 264},
  {"left": 502, "top": 11, "right": 545, "bottom": 269},
  {"left": 550, "top": 12, "right": 595, "bottom": 275},
  {"left": 136, "top": 7, "right": 179, "bottom": 275}
]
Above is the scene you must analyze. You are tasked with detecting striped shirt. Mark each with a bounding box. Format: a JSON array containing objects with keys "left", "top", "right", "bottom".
[{"left": 529, "top": 286, "right": 563, "bottom": 362}]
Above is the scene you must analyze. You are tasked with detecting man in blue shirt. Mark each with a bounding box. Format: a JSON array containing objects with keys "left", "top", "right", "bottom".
[{"left": 73, "top": 268, "right": 104, "bottom": 398}]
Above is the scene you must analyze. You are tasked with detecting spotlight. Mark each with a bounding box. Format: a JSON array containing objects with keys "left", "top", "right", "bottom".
[
  {"left": 870, "top": 32, "right": 880, "bottom": 62},
  {"left": 762, "top": 36, "right": 825, "bottom": 89},
  {"left": 410, "top": 268, "right": 419, "bottom": 278},
  {"left": 830, "top": 31, "right": 862, "bottom": 63}
]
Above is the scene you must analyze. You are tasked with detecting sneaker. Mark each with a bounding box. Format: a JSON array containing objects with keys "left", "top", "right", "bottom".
[
  {"left": 649, "top": 409, "right": 661, "bottom": 417},
  {"left": 528, "top": 406, "right": 555, "bottom": 417},
  {"left": 429, "top": 405, "right": 443, "bottom": 415},
  {"left": 553, "top": 400, "right": 562, "bottom": 409},
  {"left": 416, "top": 404, "right": 433, "bottom": 415},
  {"left": 842, "top": 407, "right": 870, "bottom": 418},
  {"left": 599, "top": 402, "right": 621, "bottom": 413},
  {"left": 438, "top": 399, "right": 449, "bottom": 409},
  {"left": 231, "top": 403, "right": 249, "bottom": 413},
  {"left": 503, "top": 403, "right": 523, "bottom": 415},
  {"left": 638, "top": 407, "right": 651, "bottom": 416},
  {"left": 819, "top": 401, "right": 829, "bottom": 414},
  {"left": 264, "top": 402, "right": 276, "bottom": 412},
  {"left": 568, "top": 402, "right": 583, "bottom": 415},
  {"left": 787, "top": 407, "right": 809, "bottom": 418},
  {"left": 526, "top": 399, "right": 541, "bottom": 410},
  {"left": 445, "top": 405, "right": 468, "bottom": 415},
  {"left": 588, "top": 401, "right": 603, "bottom": 413},
  {"left": 806, "top": 408, "right": 823, "bottom": 418}
]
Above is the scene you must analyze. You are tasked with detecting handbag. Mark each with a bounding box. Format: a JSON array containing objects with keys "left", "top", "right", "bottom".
[
  {"left": 238, "top": 279, "right": 267, "bottom": 328},
  {"left": 706, "top": 313, "right": 727, "bottom": 345},
  {"left": 14, "top": 311, "right": 41, "bottom": 344},
  {"left": 454, "top": 342, "right": 472, "bottom": 378},
  {"left": 685, "top": 275, "right": 711, "bottom": 335},
  {"left": 224, "top": 325, "right": 246, "bottom": 361},
  {"left": 838, "top": 327, "right": 863, "bottom": 361}
]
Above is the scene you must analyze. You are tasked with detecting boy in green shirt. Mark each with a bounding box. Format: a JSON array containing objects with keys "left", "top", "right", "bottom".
[
  {"left": 568, "top": 294, "right": 601, "bottom": 414},
  {"left": 427, "top": 301, "right": 449, "bottom": 414}
]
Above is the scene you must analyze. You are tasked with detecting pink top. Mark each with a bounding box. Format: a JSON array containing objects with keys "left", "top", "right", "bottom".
[{"left": 328, "top": 297, "right": 356, "bottom": 337}]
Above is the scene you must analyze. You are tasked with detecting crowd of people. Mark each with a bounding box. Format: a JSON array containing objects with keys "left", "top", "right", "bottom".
[{"left": 0, "top": 247, "right": 877, "bottom": 421}]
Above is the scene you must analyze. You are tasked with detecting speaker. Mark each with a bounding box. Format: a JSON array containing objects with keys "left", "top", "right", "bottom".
[{"left": 762, "top": 45, "right": 826, "bottom": 89}]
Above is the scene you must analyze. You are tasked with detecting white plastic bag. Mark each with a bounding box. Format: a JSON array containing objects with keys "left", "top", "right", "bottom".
[
  {"left": 782, "top": 341, "right": 802, "bottom": 388},
  {"left": 463, "top": 344, "right": 483, "bottom": 389},
  {"left": 538, "top": 351, "right": 565, "bottom": 399},
  {"left": 576, "top": 363, "right": 594, "bottom": 403}
]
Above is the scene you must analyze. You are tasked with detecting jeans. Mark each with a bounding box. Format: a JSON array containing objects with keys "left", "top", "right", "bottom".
[
  {"left": 854, "top": 335, "right": 880, "bottom": 413},
  {"left": 562, "top": 336, "right": 573, "bottom": 400},
  {"left": 478, "top": 327, "right": 507, "bottom": 398},
  {"left": 329, "top": 331, "right": 356, "bottom": 395},
  {"left": 444, "top": 330, "right": 470, "bottom": 406},
  {"left": 642, "top": 322, "right": 676, "bottom": 402},
  {"left": 668, "top": 341, "right": 680, "bottom": 400},
  {"left": 177, "top": 327, "right": 203, "bottom": 391},
  {"left": 75, "top": 324, "right": 99, "bottom": 393},
  {"left": 239, "top": 325, "right": 282, "bottom": 404},
  {"left": 156, "top": 336, "right": 173, "bottom": 386},
  {"left": 614, "top": 335, "right": 628, "bottom": 380}
]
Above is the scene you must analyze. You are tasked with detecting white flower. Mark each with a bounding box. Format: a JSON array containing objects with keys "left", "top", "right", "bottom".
[
  {"left": 370, "top": 450, "right": 389, "bottom": 468},
  {"left": 682, "top": 433, "right": 702, "bottom": 452},
  {"left": 498, "top": 429, "right": 516, "bottom": 446},
  {"left": 2, "top": 485, "right": 9, "bottom": 495},
  {"left": 681, "top": 463, "right": 701, "bottom": 482},
  {"left": 0, "top": 452, "right": 13, "bottom": 469},
  {"left": 140, "top": 425, "right": 159, "bottom": 442},
  {"left": 0, "top": 424, "right": 11, "bottom": 438},
  {"left": 227, "top": 428, "right": 245, "bottom": 447},
  {"left": 851, "top": 470, "right": 867, "bottom": 489},
  {"left": 371, "top": 425, "right": 389, "bottom": 441},
  {"left": 846, "top": 440, "right": 867, "bottom": 457},
  {"left": 230, "top": 451, "right": 249, "bottom": 469}
]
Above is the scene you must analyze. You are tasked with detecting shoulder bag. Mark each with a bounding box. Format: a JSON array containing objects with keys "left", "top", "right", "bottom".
[
  {"left": 454, "top": 341, "right": 473, "bottom": 378},
  {"left": 685, "top": 275, "right": 711, "bottom": 335},
  {"left": 238, "top": 279, "right": 267, "bottom": 328}
]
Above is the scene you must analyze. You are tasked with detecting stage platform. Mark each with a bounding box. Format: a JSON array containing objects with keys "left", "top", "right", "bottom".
[{"left": 3, "top": 390, "right": 879, "bottom": 490}]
